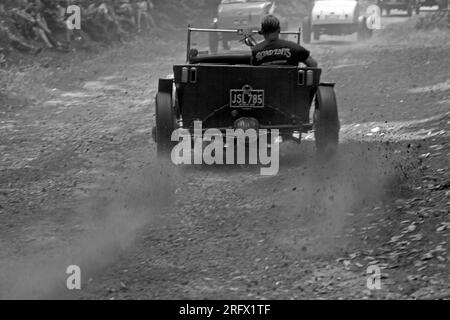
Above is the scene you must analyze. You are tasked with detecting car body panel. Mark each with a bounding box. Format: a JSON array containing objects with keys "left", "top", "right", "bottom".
[
  {"left": 312, "top": 0, "right": 359, "bottom": 25},
  {"left": 154, "top": 28, "right": 340, "bottom": 155},
  {"left": 173, "top": 64, "right": 321, "bottom": 131},
  {"left": 310, "top": 0, "right": 372, "bottom": 35}
]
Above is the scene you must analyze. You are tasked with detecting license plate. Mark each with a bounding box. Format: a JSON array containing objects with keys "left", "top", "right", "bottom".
[{"left": 230, "top": 89, "right": 264, "bottom": 108}]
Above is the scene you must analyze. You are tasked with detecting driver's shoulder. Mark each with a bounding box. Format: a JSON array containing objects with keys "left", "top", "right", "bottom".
[
  {"left": 252, "top": 39, "right": 270, "bottom": 52},
  {"left": 276, "top": 38, "right": 301, "bottom": 49}
]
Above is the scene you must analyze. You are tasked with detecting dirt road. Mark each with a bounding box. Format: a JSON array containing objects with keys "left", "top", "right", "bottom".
[{"left": 0, "top": 17, "right": 448, "bottom": 299}]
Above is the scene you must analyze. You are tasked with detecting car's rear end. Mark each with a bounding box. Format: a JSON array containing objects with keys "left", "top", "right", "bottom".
[
  {"left": 311, "top": 0, "right": 359, "bottom": 36},
  {"left": 154, "top": 26, "right": 340, "bottom": 158},
  {"left": 170, "top": 64, "right": 321, "bottom": 136}
]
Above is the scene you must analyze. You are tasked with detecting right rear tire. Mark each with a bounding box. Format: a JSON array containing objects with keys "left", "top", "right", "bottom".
[{"left": 314, "top": 86, "right": 340, "bottom": 156}]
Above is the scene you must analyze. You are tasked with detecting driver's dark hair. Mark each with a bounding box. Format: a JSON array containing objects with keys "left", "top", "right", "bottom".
[{"left": 260, "top": 15, "right": 281, "bottom": 35}]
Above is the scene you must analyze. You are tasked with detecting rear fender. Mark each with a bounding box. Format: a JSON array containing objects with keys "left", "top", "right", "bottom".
[
  {"left": 158, "top": 78, "right": 174, "bottom": 95},
  {"left": 157, "top": 78, "right": 179, "bottom": 118}
]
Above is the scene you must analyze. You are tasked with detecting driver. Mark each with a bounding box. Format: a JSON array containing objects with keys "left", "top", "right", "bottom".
[{"left": 252, "top": 15, "right": 318, "bottom": 67}]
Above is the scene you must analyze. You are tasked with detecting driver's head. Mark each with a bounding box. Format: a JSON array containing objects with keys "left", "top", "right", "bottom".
[{"left": 260, "top": 15, "right": 281, "bottom": 39}]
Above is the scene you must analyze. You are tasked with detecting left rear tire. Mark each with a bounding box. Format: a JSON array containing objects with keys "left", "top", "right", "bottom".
[
  {"left": 155, "top": 92, "right": 176, "bottom": 158},
  {"left": 357, "top": 19, "right": 371, "bottom": 41}
]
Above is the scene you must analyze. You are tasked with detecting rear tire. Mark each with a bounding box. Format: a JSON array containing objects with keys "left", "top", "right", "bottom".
[
  {"left": 302, "top": 17, "right": 312, "bottom": 44},
  {"left": 357, "top": 21, "right": 366, "bottom": 41},
  {"left": 314, "top": 86, "right": 340, "bottom": 156},
  {"left": 155, "top": 92, "right": 176, "bottom": 158},
  {"left": 357, "top": 19, "right": 371, "bottom": 41}
]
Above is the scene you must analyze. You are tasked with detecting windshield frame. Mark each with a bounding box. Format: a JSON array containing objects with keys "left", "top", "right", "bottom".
[{"left": 186, "top": 27, "right": 301, "bottom": 62}]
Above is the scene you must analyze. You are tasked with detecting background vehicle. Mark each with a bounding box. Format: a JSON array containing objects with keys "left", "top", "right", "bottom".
[
  {"left": 302, "top": 0, "right": 374, "bottom": 43},
  {"left": 377, "top": 0, "right": 420, "bottom": 16},
  {"left": 417, "top": 0, "right": 449, "bottom": 11},
  {"left": 154, "top": 27, "right": 340, "bottom": 158},
  {"left": 209, "top": 0, "right": 288, "bottom": 53}
]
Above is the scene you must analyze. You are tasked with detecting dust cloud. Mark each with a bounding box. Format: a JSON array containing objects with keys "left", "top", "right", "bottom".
[
  {"left": 0, "top": 161, "right": 178, "bottom": 300},
  {"left": 273, "top": 140, "right": 413, "bottom": 256}
]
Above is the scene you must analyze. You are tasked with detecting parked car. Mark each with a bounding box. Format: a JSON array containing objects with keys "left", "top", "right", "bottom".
[{"left": 302, "top": 0, "right": 374, "bottom": 43}]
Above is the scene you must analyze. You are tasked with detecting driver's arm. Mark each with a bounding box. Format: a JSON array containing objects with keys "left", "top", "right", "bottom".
[
  {"left": 295, "top": 44, "right": 318, "bottom": 67},
  {"left": 304, "top": 56, "right": 318, "bottom": 68}
]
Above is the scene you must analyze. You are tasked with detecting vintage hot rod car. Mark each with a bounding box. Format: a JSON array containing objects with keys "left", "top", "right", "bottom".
[
  {"left": 302, "top": 0, "right": 374, "bottom": 43},
  {"left": 209, "top": 0, "right": 288, "bottom": 53},
  {"left": 153, "top": 27, "right": 340, "bottom": 158}
]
